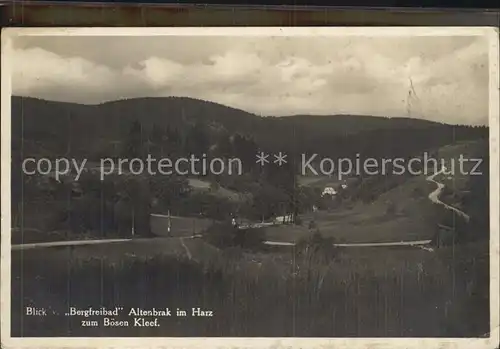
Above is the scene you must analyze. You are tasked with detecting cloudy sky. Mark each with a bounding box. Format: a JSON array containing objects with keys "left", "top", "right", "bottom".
[{"left": 11, "top": 35, "right": 490, "bottom": 125}]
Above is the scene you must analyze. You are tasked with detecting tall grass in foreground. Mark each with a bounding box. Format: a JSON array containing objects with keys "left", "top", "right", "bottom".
[{"left": 11, "top": 240, "right": 489, "bottom": 337}]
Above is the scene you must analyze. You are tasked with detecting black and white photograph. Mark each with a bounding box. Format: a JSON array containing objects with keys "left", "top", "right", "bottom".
[{"left": 1, "top": 27, "right": 499, "bottom": 348}]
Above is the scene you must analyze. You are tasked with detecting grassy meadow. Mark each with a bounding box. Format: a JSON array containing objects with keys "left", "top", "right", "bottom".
[{"left": 11, "top": 232, "right": 489, "bottom": 337}]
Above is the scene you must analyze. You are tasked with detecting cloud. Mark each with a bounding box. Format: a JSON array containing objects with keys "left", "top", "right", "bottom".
[
  {"left": 13, "top": 47, "right": 118, "bottom": 93},
  {"left": 11, "top": 36, "right": 490, "bottom": 125},
  {"left": 124, "top": 57, "right": 185, "bottom": 88}
]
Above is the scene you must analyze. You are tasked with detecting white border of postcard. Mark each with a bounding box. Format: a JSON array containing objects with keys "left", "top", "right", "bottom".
[{"left": 1, "top": 26, "right": 499, "bottom": 349}]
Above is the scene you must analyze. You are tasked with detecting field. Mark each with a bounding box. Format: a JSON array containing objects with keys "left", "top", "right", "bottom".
[
  {"left": 263, "top": 174, "right": 439, "bottom": 244},
  {"left": 11, "top": 233, "right": 489, "bottom": 337}
]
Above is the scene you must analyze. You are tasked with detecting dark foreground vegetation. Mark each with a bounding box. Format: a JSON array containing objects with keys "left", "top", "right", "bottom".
[{"left": 12, "top": 235, "right": 489, "bottom": 337}]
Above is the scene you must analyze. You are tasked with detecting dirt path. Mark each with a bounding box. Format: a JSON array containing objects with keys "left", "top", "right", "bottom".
[
  {"left": 262, "top": 240, "right": 432, "bottom": 247},
  {"left": 179, "top": 238, "right": 192, "bottom": 260},
  {"left": 11, "top": 238, "right": 133, "bottom": 250},
  {"left": 426, "top": 167, "right": 470, "bottom": 222}
]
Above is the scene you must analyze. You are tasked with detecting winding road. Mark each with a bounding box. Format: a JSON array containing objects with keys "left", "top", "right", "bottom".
[
  {"left": 11, "top": 166, "right": 469, "bottom": 252},
  {"left": 426, "top": 166, "right": 470, "bottom": 222},
  {"left": 262, "top": 166, "right": 470, "bottom": 250}
]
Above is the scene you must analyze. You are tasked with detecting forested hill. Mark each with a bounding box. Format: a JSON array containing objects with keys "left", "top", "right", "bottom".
[{"left": 11, "top": 95, "right": 487, "bottom": 160}]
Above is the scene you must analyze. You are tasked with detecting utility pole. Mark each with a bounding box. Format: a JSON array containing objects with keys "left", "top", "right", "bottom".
[
  {"left": 131, "top": 207, "right": 135, "bottom": 237},
  {"left": 167, "top": 209, "right": 171, "bottom": 236}
]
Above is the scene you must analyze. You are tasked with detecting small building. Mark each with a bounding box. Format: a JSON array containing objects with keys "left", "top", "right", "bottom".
[
  {"left": 274, "top": 213, "right": 294, "bottom": 224},
  {"left": 322, "top": 187, "right": 337, "bottom": 197}
]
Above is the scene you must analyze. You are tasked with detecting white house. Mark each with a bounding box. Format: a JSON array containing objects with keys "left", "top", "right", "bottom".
[
  {"left": 274, "top": 214, "right": 294, "bottom": 224},
  {"left": 322, "top": 187, "right": 337, "bottom": 197}
]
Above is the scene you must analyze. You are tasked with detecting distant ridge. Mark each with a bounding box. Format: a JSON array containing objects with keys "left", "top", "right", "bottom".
[
  {"left": 13, "top": 94, "right": 451, "bottom": 124},
  {"left": 10, "top": 95, "right": 487, "bottom": 160}
]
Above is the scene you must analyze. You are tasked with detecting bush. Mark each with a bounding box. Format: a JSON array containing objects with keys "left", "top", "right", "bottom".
[
  {"left": 297, "top": 230, "right": 338, "bottom": 260},
  {"left": 204, "top": 222, "right": 237, "bottom": 248},
  {"left": 234, "top": 228, "right": 263, "bottom": 249}
]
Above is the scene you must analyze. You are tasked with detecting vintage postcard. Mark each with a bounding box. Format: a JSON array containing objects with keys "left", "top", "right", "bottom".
[{"left": 1, "top": 27, "right": 499, "bottom": 349}]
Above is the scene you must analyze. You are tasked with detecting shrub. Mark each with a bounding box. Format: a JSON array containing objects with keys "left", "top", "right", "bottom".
[
  {"left": 203, "top": 222, "right": 237, "bottom": 248},
  {"left": 297, "top": 230, "right": 338, "bottom": 261},
  {"left": 233, "top": 227, "right": 266, "bottom": 250},
  {"left": 204, "top": 222, "right": 266, "bottom": 251}
]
